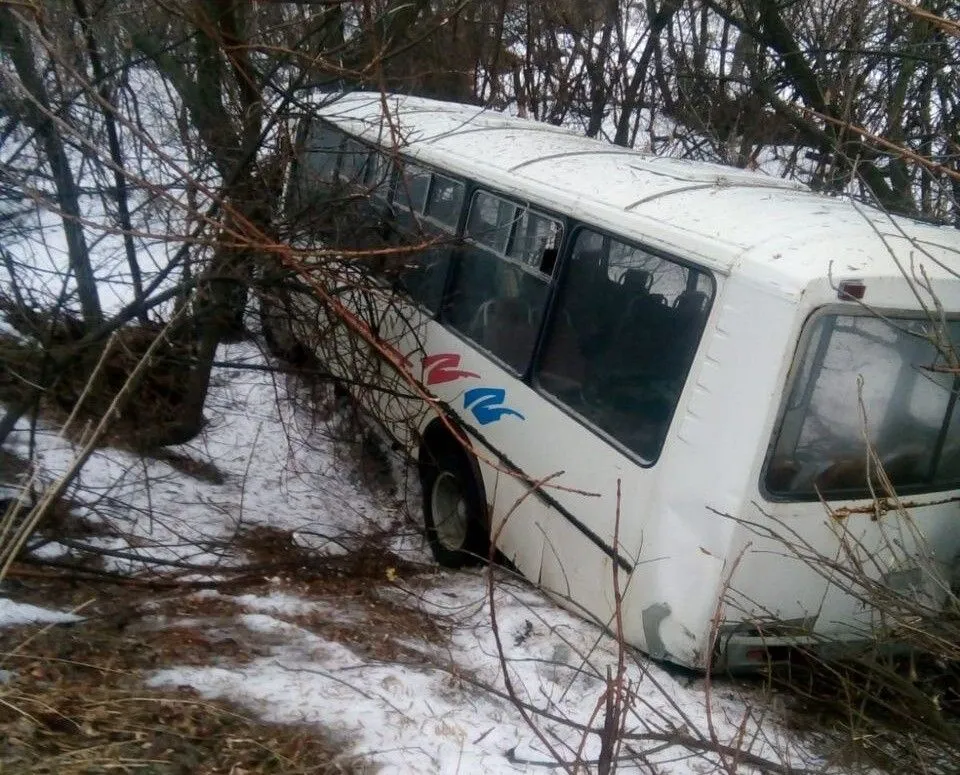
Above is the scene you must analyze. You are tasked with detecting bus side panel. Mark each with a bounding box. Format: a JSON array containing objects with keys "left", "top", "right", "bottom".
[
  {"left": 536, "top": 510, "right": 622, "bottom": 634},
  {"left": 365, "top": 296, "right": 436, "bottom": 451},
  {"left": 412, "top": 332, "right": 660, "bottom": 653}
]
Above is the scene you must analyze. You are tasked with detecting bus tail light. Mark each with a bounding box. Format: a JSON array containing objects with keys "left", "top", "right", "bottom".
[{"left": 838, "top": 280, "right": 866, "bottom": 300}]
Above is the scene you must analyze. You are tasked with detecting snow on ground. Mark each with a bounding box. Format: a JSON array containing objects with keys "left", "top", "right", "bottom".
[
  {"left": 144, "top": 573, "right": 817, "bottom": 774},
  {"left": 1, "top": 342, "right": 817, "bottom": 773},
  {"left": 0, "top": 598, "right": 83, "bottom": 628},
  {"left": 2, "top": 341, "right": 415, "bottom": 572}
]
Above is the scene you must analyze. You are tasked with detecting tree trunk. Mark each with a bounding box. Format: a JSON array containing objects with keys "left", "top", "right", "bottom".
[
  {"left": 0, "top": 7, "right": 103, "bottom": 328},
  {"left": 72, "top": 0, "right": 146, "bottom": 323}
]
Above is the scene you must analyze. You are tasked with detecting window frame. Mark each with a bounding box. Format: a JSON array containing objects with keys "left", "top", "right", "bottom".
[
  {"left": 465, "top": 190, "right": 515, "bottom": 254},
  {"left": 366, "top": 151, "right": 397, "bottom": 202},
  {"left": 337, "top": 137, "right": 371, "bottom": 186},
  {"left": 506, "top": 207, "right": 564, "bottom": 274},
  {"left": 423, "top": 172, "right": 467, "bottom": 231},
  {"left": 285, "top": 119, "right": 345, "bottom": 215},
  {"left": 391, "top": 161, "right": 433, "bottom": 218},
  {"left": 760, "top": 305, "right": 960, "bottom": 502},
  {"left": 462, "top": 189, "right": 564, "bottom": 278},
  {"left": 386, "top": 162, "right": 467, "bottom": 313},
  {"left": 306, "top": 120, "right": 345, "bottom": 183}
]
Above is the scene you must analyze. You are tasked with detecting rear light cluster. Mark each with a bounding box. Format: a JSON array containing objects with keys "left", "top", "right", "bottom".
[{"left": 838, "top": 280, "right": 866, "bottom": 300}]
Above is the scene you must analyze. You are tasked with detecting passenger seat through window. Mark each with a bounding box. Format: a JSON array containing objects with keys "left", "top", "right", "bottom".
[
  {"left": 537, "top": 229, "right": 714, "bottom": 462},
  {"left": 446, "top": 190, "right": 561, "bottom": 374}
]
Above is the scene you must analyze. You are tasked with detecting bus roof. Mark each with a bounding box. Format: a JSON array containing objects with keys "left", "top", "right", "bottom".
[{"left": 315, "top": 92, "right": 960, "bottom": 297}]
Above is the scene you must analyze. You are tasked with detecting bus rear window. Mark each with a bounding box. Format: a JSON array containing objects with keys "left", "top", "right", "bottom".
[{"left": 765, "top": 314, "right": 960, "bottom": 499}]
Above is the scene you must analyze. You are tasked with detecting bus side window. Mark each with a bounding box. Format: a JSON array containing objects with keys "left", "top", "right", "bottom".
[
  {"left": 304, "top": 121, "right": 343, "bottom": 186},
  {"left": 538, "top": 229, "right": 713, "bottom": 462},
  {"left": 424, "top": 174, "right": 463, "bottom": 228},
  {"left": 367, "top": 152, "right": 395, "bottom": 204},
  {"left": 383, "top": 161, "right": 432, "bottom": 283},
  {"left": 288, "top": 121, "right": 344, "bottom": 221},
  {"left": 466, "top": 192, "right": 514, "bottom": 253},
  {"left": 398, "top": 173, "right": 465, "bottom": 313},
  {"left": 508, "top": 209, "right": 562, "bottom": 274},
  {"left": 338, "top": 139, "right": 369, "bottom": 186},
  {"left": 393, "top": 163, "right": 431, "bottom": 231},
  {"left": 445, "top": 191, "right": 559, "bottom": 374}
]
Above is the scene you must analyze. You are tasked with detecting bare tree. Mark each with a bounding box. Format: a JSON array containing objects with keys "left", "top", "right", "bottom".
[{"left": 0, "top": 4, "right": 102, "bottom": 327}]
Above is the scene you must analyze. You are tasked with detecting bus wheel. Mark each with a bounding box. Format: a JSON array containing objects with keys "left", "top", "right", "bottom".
[{"left": 420, "top": 436, "right": 488, "bottom": 568}]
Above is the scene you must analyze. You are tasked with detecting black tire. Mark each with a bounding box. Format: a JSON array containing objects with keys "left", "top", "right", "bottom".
[{"left": 419, "top": 434, "right": 489, "bottom": 568}]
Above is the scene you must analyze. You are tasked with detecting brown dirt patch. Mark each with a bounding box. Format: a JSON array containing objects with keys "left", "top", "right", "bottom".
[
  {"left": 0, "top": 580, "right": 370, "bottom": 773},
  {"left": 0, "top": 542, "right": 452, "bottom": 774},
  {"left": 226, "top": 527, "right": 447, "bottom": 659}
]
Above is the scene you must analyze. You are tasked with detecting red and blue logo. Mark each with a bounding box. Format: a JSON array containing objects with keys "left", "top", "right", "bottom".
[{"left": 422, "top": 353, "right": 524, "bottom": 426}]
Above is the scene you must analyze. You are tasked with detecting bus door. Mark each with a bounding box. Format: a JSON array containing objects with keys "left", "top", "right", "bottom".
[{"left": 361, "top": 164, "right": 468, "bottom": 446}]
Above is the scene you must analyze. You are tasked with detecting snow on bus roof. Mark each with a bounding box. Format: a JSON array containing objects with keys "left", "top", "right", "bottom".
[{"left": 315, "top": 92, "right": 960, "bottom": 294}]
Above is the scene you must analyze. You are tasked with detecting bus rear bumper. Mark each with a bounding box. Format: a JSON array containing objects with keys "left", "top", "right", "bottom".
[{"left": 715, "top": 631, "right": 914, "bottom": 673}]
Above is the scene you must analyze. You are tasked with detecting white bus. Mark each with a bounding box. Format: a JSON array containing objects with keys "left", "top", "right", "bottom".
[{"left": 271, "top": 92, "right": 960, "bottom": 671}]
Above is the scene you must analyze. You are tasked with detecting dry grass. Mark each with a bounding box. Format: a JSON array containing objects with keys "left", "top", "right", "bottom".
[
  {"left": 0, "top": 686, "right": 359, "bottom": 773},
  {"left": 0, "top": 598, "right": 364, "bottom": 774},
  {"left": 230, "top": 526, "right": 449, "bottom": 661},
  {"left": 0, "top": 526, "right": 452, "bottom": 774},
  {"left": 759, "top": 649, "right": 960, "bottom": 773}
]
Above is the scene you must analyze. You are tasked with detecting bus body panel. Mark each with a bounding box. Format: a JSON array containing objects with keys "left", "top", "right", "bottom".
[
  {"left": 411, "top": 323, "right": 649, "bottom": 645},
  {"left": 728, "top": 499, "right": 960, "bottom": 633}
]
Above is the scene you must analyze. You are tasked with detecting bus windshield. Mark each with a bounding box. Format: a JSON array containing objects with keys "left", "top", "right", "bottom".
[{"left": 765, "top": 313, "right": 960, "bottom": 499}]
